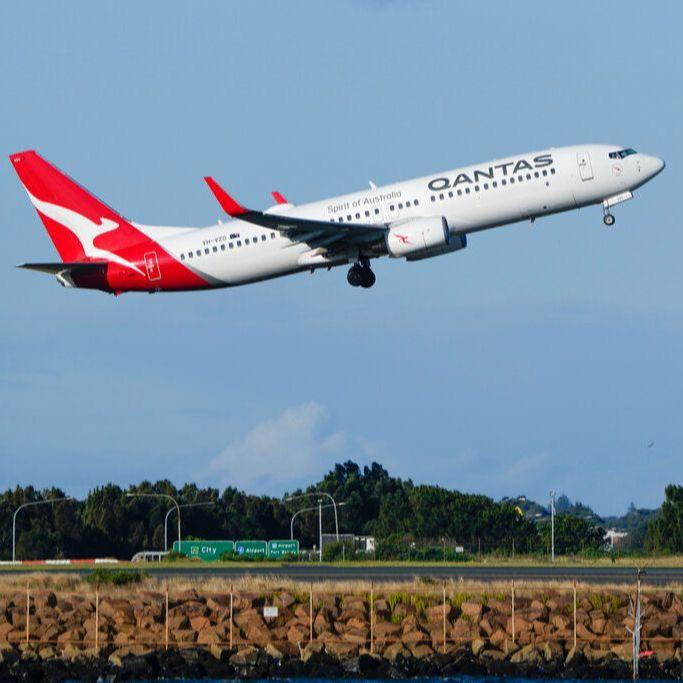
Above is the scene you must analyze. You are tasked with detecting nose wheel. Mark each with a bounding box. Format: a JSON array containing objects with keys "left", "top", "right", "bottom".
[
  {"left": 347, "top": 263, "right": 375, "bottom": 288},
  {"left": 603, "top": 213, "right": 616, "bottom": 226}
]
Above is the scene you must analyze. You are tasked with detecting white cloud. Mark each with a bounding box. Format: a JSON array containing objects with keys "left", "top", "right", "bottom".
[{"left": 198, "top": 402, "right": 359, "bottom": 494}]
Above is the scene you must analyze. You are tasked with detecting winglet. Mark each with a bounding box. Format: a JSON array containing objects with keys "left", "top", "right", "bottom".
[
  {"left": 271, "top": 190, "right": 289, "bottom": 205},
  {"left": 204, "top": 177, "right": 249, "bottom": 216}
]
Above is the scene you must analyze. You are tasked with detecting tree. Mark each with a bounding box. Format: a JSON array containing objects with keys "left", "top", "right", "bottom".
[{"left": 645, "top": 484, "right": 683, "bottom": 552}]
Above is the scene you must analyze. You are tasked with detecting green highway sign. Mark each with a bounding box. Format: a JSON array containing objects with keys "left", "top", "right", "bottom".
[
  {"left": 235, "top": 540, "right": 267, "bottom": 557},
  {"left": 267, "top": 539, "right": 299, "bottom": 558},
  {"left": 173, "top": 540, "right": 234, "bottom": 562}
]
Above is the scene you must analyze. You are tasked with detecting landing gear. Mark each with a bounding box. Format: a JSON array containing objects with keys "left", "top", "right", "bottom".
[
  {"left": 603, "top": 213, "right": 615, "bottom": 227},
  {"left": 347, "top": 262, "right": 376, "bottom": 288}
]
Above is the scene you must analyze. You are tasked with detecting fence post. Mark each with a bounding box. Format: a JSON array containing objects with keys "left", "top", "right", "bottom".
[
  {"left": 442, "top": 582, "right": 447, "bottom": 654},
  {"left": 165, "top": 584, "right": 169, "bottom": 650},
  {"left": 573, "top": 580, "right": 577, "bottom": 650},
  {"left": 229, "top": 584, "right": 234, "bottom": 650},
  {"left": 370, "top": 582, "right": 374, "bottom": 654},
  {"left": 95, "top": 589, "right": 100, "bottom": 650},
  {"left": 25, "top": 583, "right": 29, "bottom": 645},
  {"left": 309, "top": 584, "right": 313, "bottom": 643},
  {"left": 511, "top": 580, "right": 515, "bottom": 645}
]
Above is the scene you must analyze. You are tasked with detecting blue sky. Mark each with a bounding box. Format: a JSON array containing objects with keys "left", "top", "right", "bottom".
[{"left": 0, "top": 1, "right": 681, "bottom": 515}]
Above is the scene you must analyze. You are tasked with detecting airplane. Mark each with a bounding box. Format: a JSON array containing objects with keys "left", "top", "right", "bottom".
[{"left": 9, "top": 144, "right": 664, "bottom": 294}]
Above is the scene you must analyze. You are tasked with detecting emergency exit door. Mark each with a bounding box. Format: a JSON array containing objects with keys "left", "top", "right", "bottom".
[{"left": 577, "top": 152, "right": 594, "bottom": 181}]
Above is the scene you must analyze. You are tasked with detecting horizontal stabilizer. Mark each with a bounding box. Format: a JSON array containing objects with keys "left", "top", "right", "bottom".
[
  {"left": 17, "top": 261, "right": 108, "bottom": 289},
  {"left": 18, "top": 261, "right": 105, "bottom": 275}
]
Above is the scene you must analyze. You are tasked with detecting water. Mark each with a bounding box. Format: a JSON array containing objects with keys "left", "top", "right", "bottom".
[{"left": 134, "top": 680, "right": 661, "bottom": 682}]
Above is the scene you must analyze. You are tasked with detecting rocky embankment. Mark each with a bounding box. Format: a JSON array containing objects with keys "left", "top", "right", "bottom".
[{"left": 0, "top": 584, "right": 682, "bottom": 679}]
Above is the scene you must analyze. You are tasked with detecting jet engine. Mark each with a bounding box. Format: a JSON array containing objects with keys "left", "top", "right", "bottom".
[{"left": 385, "top": 217, "right": 466, "bottom": 260}]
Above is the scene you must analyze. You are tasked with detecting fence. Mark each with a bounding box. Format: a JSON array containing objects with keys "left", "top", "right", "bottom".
[{"left": 1, "top": 579, "right": 680, "bottom": 670}]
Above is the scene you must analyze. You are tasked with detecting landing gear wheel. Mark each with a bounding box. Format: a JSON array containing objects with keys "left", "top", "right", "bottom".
[
  {"left": 347, "top": 265, "right": 363, "bottom": 287},
  {"left": 360, "top": 267, "right": 376, "bottom": 289},
  {"left": 603, "top": 213, "right": 615, "bottom": 227}
]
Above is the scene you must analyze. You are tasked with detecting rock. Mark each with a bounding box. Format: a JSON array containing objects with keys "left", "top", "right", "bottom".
[
  {"left": 373, "top": 620, "right": 402, "bottom": 639},
  {"left": 383, "top": 641, "right": 410, "bottom": 663},
  {"left": 490, "top": 628, "right": 507, "bottom": 648},
  {"left": 209, "top": 643, "right": 227, "bottom": 661},
  {"left": 301, "top": 640, "right": 325, "bottom": 662},
  {"left": 480, "top": 648, "right": 506, "bottom": 661},
  {"left": 229, "top": 646, "right": 259, "bottom": 666},
  {"left": 565, "top": 644, "right": 587, "bottom": 666},
  {"left": 425, "top": 603, "right": 450, "bottom": 622},
  {"left": 542, "top": 640, "right": 565, "bottom": 662},
  {"left": 471, "top": 637, "right": 486, "bottom": 656},
  {"left": 324, "top": 641, "right": 358, "bottom": 658},
  {"left": 460, "top": 601, "right": 483, "bottom": 620},
  {"left": 357, "top": 652, "right": 389, "bottom": 677},
  {"left": 278, "top": 592, "right": 296, "bottom": 609},
  {"left": 510, "top": 643, "right": 543, "bottom": 665},
  {"left": 265, "top": 642, "right": 285, "bottom": 660},
  {"left": 0, "top": 642, "right": 20, "bottom": 665},
  {"left": 408, "top": 643, "right": 433, "bottom": 658}
]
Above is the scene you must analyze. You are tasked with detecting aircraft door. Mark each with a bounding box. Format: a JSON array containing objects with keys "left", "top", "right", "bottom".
[
  {"left": 144, "top": 251, "right": 161, "bottom": 281},
  {"left": 577, "top": 152, "right": 594, "bottom": 181}
]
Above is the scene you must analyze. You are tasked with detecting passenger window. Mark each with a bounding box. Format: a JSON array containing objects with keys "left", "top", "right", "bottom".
[
  {"left": 526, "top": 173, "right": 531, "bottom": 180},
  {"left": 196, "top": 250, "right": 201, "bottom": 257},
  {"left": 550, "top": 168, "right": 556, "bottom": 175},
  {"left": 347, "top": 215, "right": 352, "bottom": 221},
  {"left": 465, "top": 187, "right": 470, "bottom": 194},
  {"left": 475, "top": 185, "right": 480, "bottom": 192},
  {"left": 448, "top": 191, "right": 453, "bottom": 198},
  {"left": 492, "top": 181, "right": 497, "bottom": 188},
  {"left": 355, "top": 212, "right": 360, "bottom": 219},
  {"left": 374, "top": 208, "right": 380, "bottom": 214},
  {"left": 204, "top": 248, "right": 209, "bottom": 254},
  {"left": 271, "top": 232, "right": 276, "bottom": 239},
  {"left": 430, "top": 196, "right": 435, "bottom": 202},
  {"left": 406, "top": 200, "right": 411, "bottom": 207},
  {"left": 365, "top": 210, "right": 370, "bottom": 217},
  {"left": 180, "top": 254, "right": 185, "bottom": 260},
  {"left": 534, "top": 172, "right": 539, "bottom": 178},
  {"left": 237, "top": 240, "right": 242, "bottom": 247},
  {"left": 542, "top": 169, "right": 548, "bottom": 176},
  {"left": 261, "top": 235, "right": 266, "bottom": 241},
  {"left": 213, "top": 246, "right": 218, "bottom": 252},
  {"left": 483, "top": 183, "right": 489, "bottom": 190},
  {"left": 229, "top": 243, "right": 234, "bottom": 249},
  {"left": 188, "top": 252, "right": 193, "bottom": 259},
  {"left": 221, "top": 244, "right": 225, "bottom": 251},
  {"left": 510, "top": 178, "right": 515, "bottom": 184},
  {"left": 390, "top": 205, "right": 395, "bottom": 211},
  {"left": 518, "top": 176, "right": 523, "bottom": 182},
  {"left": 245, "top": 238, "right": 250, "bottom": 245},
  {"left": 502, "top": 179, "right": 507, "bottom": 186},
  {"left": 414, "top": 199, "right": 419, "bottom": 206},
  {"left": 457, "top": 189, "right": 463, "bottom": 196}
]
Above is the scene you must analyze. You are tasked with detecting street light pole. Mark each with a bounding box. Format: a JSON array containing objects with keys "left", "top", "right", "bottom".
[
  {"left": 126, "top": 492, "right": 181, "bottom": 548},
  {"left": 549, "top": 490, "right": 556, "bottom": 563},
  {"left": 12, "top": 497, "right": 73, "bottom": 563},
  {"left": 318, "top": 499, "right": 323, "bottom": 563},
  {"left": 285, "top": 492, "right": 340, "bottom": 540},
  {"left": 289, "top": 502, "right": 346, "bottom": 542},
  {"left": 164, "top": 502, "right": 215, "bottom": 552}
]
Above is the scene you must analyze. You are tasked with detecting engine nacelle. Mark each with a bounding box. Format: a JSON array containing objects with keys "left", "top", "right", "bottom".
[{"left": 385, "top": 216, "right": 466, "bottom": 260}]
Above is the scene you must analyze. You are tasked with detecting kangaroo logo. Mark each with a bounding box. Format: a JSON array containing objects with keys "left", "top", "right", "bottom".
[
  {"left": 25, "top": 190, "right": 145, "bottom": 275},
  {"left": 393, "top": 233, "right": 411, "bottom": 245}
]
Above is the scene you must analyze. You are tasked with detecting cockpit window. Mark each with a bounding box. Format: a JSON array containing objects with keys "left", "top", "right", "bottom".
[{"left": 609, "top": 148, "right": 637, "bottom": 159}]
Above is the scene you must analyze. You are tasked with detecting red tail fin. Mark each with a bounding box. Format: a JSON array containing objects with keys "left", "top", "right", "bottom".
[{"left": 9, "top": 150, "right": 133, "bottom": 263}]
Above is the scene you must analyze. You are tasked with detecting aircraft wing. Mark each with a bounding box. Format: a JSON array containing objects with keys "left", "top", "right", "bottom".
[{"left": 204, "top": 177, "right": 386, "bottom": 247}]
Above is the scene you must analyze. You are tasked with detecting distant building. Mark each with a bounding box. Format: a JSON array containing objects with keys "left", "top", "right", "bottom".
[{"left": 604, "top": 529, "right": 628, "bottom": 550}]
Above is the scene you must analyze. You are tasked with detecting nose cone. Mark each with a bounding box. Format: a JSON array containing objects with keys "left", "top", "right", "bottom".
[{"left": 643, "top": 154, "right": 665, "bottom": 179}]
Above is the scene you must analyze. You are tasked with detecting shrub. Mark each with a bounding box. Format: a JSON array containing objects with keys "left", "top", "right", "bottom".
[
  {"left": 85, "top": 568, "right": 147, "bottom": 586},
  {"left": 163, "top": 550, "right": 186, "bottom": 562}
]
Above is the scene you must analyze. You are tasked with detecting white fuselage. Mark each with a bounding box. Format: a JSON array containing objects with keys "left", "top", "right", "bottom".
[{"left": 153, "top": 144, "right": 664, "bottom": 287}]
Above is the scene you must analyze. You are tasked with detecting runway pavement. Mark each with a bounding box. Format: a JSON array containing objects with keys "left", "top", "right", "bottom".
[{"left": 3, "top": 564, "right": 682, "bottom": 584}]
